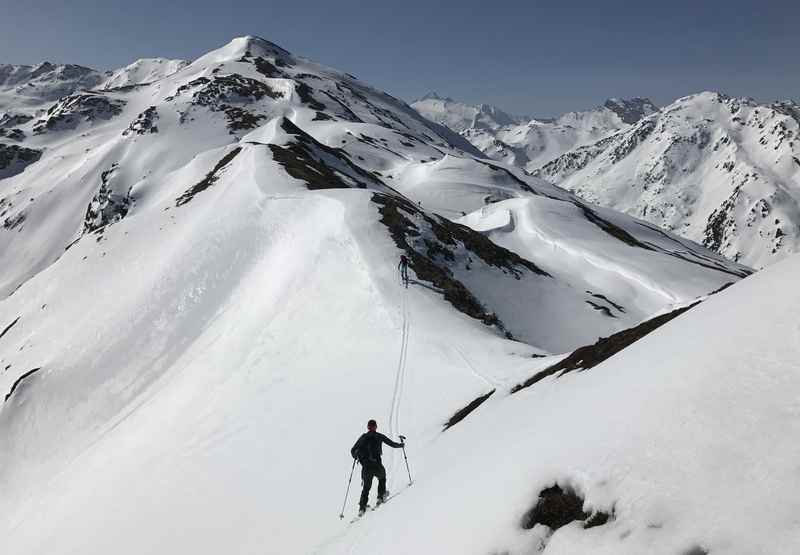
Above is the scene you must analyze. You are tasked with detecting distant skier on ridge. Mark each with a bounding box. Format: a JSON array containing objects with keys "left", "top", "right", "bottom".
[
  {"left": 398, "top": 255, "right": 410, "bottom": 288},
  {"left": 350, "top": 419, "right": 405, "bottom": 516}
]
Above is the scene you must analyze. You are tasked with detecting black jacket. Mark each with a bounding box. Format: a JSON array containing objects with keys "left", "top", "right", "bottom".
[{"left": 351, "top": 431, "right": 403, "bottom": 463}]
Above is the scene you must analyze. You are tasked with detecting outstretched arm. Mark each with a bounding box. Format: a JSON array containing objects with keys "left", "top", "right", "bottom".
[{"left": 379, "top": 433, "right": 404, "bottom": 449}]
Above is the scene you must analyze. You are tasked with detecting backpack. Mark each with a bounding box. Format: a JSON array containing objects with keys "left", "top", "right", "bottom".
[{"left": 356, "top": 434, "right": 380, "bottom": 463}]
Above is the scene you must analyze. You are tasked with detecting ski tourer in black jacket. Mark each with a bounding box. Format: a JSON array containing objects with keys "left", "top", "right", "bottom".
[{"left": 350, "top": 422, "right": 404, "bottom": 513}]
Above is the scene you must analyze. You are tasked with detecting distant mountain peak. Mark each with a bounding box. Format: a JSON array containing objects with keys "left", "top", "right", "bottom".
[
  {"left": 417, "top": 91, "right": 453, "bottom": 102},
  {"left": 603, "top": 97, "right": 658, "bottom": 124}
]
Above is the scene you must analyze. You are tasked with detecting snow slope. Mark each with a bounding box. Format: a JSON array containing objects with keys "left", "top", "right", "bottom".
[
  {"left": 318, "top": 253, "right": 800, "bottom": 555},
  {"left": 0, "top": 36, "right": 758, "bottom": 555},
  {"left": 100, "top": 58, "right": 189, "bottom": 90},
  {"left": 0, "top": 36, "right": 743, "bottom": 351},
  {"left": 535, "top": 92, "right": 800, "bottom": 268}
]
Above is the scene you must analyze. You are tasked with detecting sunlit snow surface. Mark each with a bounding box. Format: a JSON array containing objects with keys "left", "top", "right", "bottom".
[{"left": 0, "top": 37, "right": 778, "bottom": 555}]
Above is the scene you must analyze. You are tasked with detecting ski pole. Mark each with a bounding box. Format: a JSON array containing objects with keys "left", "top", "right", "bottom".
[
  {"left": 339, "top": 459, "right": 357, "bottom": 519},
  {"left": 399, "top": 435, "right": 412, "bottom": 485}
]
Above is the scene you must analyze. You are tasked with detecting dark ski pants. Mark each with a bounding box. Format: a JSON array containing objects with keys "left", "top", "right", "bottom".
[
  {"left": 400, "top": 266, "right": 409, "bottom": 286},
  {"left": 359, "top": 461, "right": 387, "bottom": 510}
]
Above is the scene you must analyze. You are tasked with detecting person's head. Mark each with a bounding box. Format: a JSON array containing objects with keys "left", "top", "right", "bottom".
[{"left": 367, "top": 419, "right": 377, "bottom": 431}]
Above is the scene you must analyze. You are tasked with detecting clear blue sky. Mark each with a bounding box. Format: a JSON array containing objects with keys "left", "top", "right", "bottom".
[{"left": 1, "top": 0, "right": 797, "bottom": 116}]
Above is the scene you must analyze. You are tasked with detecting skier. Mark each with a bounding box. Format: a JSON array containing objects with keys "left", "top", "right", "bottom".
[
  {"left": 398, "top": 255, "right": 410, "bottom": 288},
  {"left": 350, "top": 419, "right": 405, "bottom": 516}
]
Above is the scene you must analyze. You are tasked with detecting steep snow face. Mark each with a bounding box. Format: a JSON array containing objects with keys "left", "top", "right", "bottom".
[
  {"left": 413, "top": 95, "right": 657, "bottom": 172},
  {"left": 536, "top": 92, "right": 800, "bottom": 268},
  {"left": 100, "top": 58, "right": 189, "bottom": 89},
  {"left": 0, "top": 36, "right": 751, "bottom": 555}
]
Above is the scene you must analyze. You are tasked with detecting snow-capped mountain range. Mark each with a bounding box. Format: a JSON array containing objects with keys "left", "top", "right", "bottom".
[
  {"left": 1, "top": 36, "right": 795, "bottom": 555},
  {"left": 412, "top": 94, "right": 657, "bottom": 172},
  {"left": 0, "top": 57, "right": 188, "bottom": 114},
  {"left": 415, "top": 92, "right": 800, "bottom": 268}
]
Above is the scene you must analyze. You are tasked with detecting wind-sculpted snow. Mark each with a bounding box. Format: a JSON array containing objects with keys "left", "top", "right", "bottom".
[{"left": 0, "top": 36, "right": 765, "bottom": 555}]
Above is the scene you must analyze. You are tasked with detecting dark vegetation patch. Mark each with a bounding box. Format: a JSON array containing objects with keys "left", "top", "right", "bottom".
[
  {"left": 122, "top": 106, "right": 159, "bottom": 136},
  {"left": 511, "top": 302, "right": 700, "bottom": 393},
  {"left": 374, "top": 193, "right": 549, "bottom": 337},
  {"left": 708, "top": 281, "right": 734, "bottom": 295},
  {"left": 4, "top": 367, "right": 42, "bottom": 402},
  {"left": 586, "top": 301, "right": 615, "bottom": 317},
  {"left": 268, "top": 119, "right": 387, "bottom": 191},
  {"left": 176, "top": 147, "right": 242, "bottom": 206},
  {"left": 33, "top": 93, "right": 125, "bottom": 134},
  {"left": 0, "top": 316, "right": 20, "bottom": 340},
  {"left": 443, "top": 389, "right": 495, "bottom": 430},
  {"left": 587, "top": 291, "right": 626, "bottom": 313},
  {"left": 521, "top": 484, "right": 612, "bottom": 532}
]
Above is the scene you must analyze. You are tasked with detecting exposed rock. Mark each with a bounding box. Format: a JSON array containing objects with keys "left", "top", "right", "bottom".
[
  {"left": 0, "top": 143, "right": 42, "bottom": 179},
  {"left": 123, "top": 106, "right": 159, "bottom": 136},
  {"left": 83, "top": 164, "right": 132, "bottom": 233},
  {"left": 33, "top": 92, "right": 125, "bottom": 134}
]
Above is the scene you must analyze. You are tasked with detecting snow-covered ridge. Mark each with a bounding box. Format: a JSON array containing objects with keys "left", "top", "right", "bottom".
[
  {"left": 0, "top": 36, "right": 764, "bottom": 555},
  {"left": 100, "top": 58, "right": 189, "bottom": 90}
]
